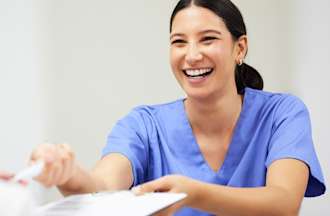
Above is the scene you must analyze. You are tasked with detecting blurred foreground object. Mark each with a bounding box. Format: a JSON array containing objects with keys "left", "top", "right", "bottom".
[{"left": 0, "top": 181, "right": 36, "bottom": 216}]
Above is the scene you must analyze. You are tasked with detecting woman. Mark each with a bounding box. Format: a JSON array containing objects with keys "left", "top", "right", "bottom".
[{"left": 29, "top": 0, "right": 325, "bottom": 215}]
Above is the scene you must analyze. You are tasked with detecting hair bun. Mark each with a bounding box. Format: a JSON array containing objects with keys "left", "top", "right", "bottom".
[{"left": 235, "top": 63, "right": 263, "bottom": 94}]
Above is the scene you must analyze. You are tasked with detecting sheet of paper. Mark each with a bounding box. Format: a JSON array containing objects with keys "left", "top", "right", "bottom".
[
  {"left": 0, "top": 182, "right": 36, "bottom": 216},
  {"left": 33, "top": 191, "right": 186, "bottom": 216}
]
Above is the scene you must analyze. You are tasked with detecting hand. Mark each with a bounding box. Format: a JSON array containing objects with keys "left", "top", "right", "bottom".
[
  {"left": 0, "top": 170, "right": 28, "bottom": 186},
  {"left": 132, "top": 175, "right": 201, "bottom": 216},
  {"left": 30, "top": 143, "right": 76, "bottom": 187},
  {"left": 0, "top": 170, "right": 14, "bottom": 181}
]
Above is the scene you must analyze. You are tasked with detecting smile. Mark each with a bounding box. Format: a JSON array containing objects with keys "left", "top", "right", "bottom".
[{"left": 183, "top": 68, "right": 214, "bottom": 78}]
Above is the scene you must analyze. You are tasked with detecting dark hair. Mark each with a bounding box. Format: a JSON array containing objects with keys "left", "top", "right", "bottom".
[{"left": 170, "top": 0, "right": 263, "bottom": 94}]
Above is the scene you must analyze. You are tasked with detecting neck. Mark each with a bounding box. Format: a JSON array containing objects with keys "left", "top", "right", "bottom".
[{"left": 184, "top": 90, "right": 243, "bottom": 136}]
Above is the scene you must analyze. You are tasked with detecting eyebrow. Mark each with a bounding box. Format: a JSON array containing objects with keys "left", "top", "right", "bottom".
[
  {"left": 200, "top": 29, "right": 222, "bottom": 36},
  {"left": 170, "top": 29, "right": 222, "bottom": 40},
  {"left": 170, "top": 33, "right": 184, "bottom": 40}
]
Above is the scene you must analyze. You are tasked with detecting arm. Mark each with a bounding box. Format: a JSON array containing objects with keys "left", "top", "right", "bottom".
[
  {"left": 58, "top": 153, "right": 133, "bottom": 196},
  {"left": 135, "top": 159, "right": 309, "bottom": 216},
  {"left": 194, "top": 159, "right": 308, "bottom": 216},
  {"left": 30, "top": 144, "right": 133, "bottom": 196}
]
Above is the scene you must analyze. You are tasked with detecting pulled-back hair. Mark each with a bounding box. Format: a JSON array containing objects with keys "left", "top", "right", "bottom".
[{"left": 170, "top": 0, "right": 263, "bottom": 94}]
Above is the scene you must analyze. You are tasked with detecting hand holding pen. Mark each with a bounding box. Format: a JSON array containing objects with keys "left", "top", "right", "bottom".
[{"left": 29, "top": 143, "right": 77, "bottom": 188}]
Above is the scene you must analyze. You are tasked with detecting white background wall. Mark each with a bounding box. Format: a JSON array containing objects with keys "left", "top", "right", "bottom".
[
  {"left": 290, "top": 0, "right": 330, "bottom": 214},
  {"left": 1, "top": 0, "right": 328, "bottom": 215},
  {"left": 0, "top": 0, "right": 44, "bottom": 172}
]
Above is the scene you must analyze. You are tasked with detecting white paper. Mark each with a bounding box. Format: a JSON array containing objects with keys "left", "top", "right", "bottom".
[
  {"left": 0, "top": 182, "right": 36, "bottom": 216},
  {"left": 33, "top": 191, "right": 186, "bottom": 216}
]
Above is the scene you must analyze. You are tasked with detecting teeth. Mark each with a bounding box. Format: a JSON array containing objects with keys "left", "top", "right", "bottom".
[{"left": 185, "top": 68, "right": 212, "bottom": 76}]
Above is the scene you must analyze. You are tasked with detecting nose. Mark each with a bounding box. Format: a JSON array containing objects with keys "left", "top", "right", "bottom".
[{"left": 185, "top": 44, "right": 203, "bottom": 65}]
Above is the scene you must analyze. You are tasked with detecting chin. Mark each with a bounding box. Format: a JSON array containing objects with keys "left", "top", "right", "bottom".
[{"left": 185, "top": 89, "right": 213, "bottom": 101}]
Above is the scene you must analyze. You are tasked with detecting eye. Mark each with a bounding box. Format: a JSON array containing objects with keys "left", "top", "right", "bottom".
[
  {"left": 201, "top": 36, "right": 218, "bottom": 44},
  {"left": 171, "top": 39, "right": 186, "bottom": 45}
]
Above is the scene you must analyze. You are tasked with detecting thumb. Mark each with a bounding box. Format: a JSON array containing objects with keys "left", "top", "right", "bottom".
[{"left": 132, "top": 177, "right": 170, "bottom": 195}]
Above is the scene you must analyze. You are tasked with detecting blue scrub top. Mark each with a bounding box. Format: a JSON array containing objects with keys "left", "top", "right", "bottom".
[{"left": 102, "top": 88, "right": 326, "bottom": 216}]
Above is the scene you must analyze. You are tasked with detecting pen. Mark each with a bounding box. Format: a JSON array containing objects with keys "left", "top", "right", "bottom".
[{"left": 12, "top": 161, "right": 45, "bottom": 182}]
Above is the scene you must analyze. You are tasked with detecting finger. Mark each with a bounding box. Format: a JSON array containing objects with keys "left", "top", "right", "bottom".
[
  {"left": 0, "top": 171, "right": 14, "bottom": 180},
  {"left": 58, "top": 161, "right": 69, "bottom": 185},
  {"left": 0, "top": 171, "right": 29, "bottom": 186},
  {"left": 61, "top": 158, "right": 75, "bottom": 185},
  {"left": 47, "top": 143, "right": 75, "bottom": 186},
  {"left": 45, "top": 144, "right": 66, "bottom": 186},
  {"left": 33, "top": 160, "right": 52, "bottom": 184},
  {"left": 30, "top": 144, "right": 54, "bottom": 163},
  {"left": 44, "top": 166, "right": 57, "bottom": 188},
  {"left": 56, "top": 144, "right": 70, "bottom": 183},
  {"left": 32, "top": 144, "right": 57, "bottom": 185},
  {"left": 18, "top": 179, "right": 29, "bottom": 186},
  {"left": 132, "top": 176, "right": 171, "bottom": 195},
  {"left": 57, "top": 144, "right": 72, "bottom": 185},
  {"left": 49, "top": 160, "right": 62, "bottom": 185}
]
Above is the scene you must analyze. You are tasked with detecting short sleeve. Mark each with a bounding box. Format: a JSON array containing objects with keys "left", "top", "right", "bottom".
[
  {"left": 265, "top": 95, "right": 326, "bottom": 197},
  {"left": 102, "top": 108, "right": 150, "bottom": 187}
]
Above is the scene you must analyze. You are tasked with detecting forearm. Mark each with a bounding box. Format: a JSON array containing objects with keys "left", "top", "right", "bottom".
[
  {"left": 58, "top": 154, "right": 133, "bottom": 196},
  {"left": 191, "top": 182, "right": 300, "bottom": 216},
  {"left": 57, "top": 165, "right": 105, "bottom": 196}
]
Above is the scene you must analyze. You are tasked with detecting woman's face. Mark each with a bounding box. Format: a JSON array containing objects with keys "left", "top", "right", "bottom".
[{"left": 170, "top": 5, "right": 245, "bottom": 100}]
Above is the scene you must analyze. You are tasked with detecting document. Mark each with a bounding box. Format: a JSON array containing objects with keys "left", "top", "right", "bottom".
[
  {"left": 0, "top": 182, "right": 36, "bottom": 216},
  {"left": 33, "top": 191, "right": 186, "bottom": 216}
]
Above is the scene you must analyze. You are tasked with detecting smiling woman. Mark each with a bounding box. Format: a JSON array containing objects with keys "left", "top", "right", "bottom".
[
  {"left": 27, "top": 0, "right": 325, "bottom": 216},
  {"left": 169, "top": 0, "right": 263, "bottom": 98}
]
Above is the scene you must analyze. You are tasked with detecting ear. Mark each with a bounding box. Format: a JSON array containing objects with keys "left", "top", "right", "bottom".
[{"left": 235, "top": 35, "right": 248, "bottom": 63}]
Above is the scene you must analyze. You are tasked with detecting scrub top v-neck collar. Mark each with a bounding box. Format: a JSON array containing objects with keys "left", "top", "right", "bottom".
[{"left": 178, "top": 88, "right": 252, "bottom": 184}]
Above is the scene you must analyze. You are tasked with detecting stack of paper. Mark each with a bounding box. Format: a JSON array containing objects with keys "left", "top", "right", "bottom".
[{"left": 33, "top": 191, "right": 186, "bottom": 216}]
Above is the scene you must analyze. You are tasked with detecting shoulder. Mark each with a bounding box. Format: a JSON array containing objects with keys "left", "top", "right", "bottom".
[
  {"left": 129, "top": 99, "right": 183, "bottom": 119},
  {"left": 245, "top": 87, "right": 308, "bottom": 114},
  {"left": 118, "top": 99, "right": 184, "bottom": 128},
  {"left": 245, "top": 88, "right": 310, "bottom": 131}
]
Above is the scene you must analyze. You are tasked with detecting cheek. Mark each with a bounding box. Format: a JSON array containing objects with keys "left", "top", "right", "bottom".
[
  {"left": 170, "top": 48, "right": 182, "bottom": 72},
  {"left": 206, "top": 44, "right": 234, "bottom": 70},
  {"left": 206, "top": 44, "right": 225, "bottom": 60}
]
